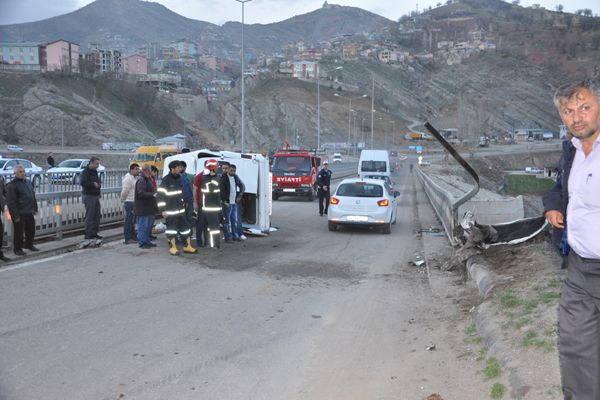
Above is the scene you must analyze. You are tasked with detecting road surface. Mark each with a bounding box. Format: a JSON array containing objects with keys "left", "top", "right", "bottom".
[{"left": 0, "top": 163, "right": 487, "bottom": 399}]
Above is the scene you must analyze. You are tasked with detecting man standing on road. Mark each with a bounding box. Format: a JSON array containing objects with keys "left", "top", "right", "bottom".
[
  {"left": 193, "top": 164, "right": 207, "bottom": 247},
  {"left": 229, "top": 164, "right": 247, "bottom": 241},
  {"left": 157, "top": 160, "right": 196, "bottom": 256},
  {"left": 201, "top": 159, "right": 222, "bottom": 250},
  {"left": 6, "top": 165, "right": 39, "bottom": 256},
  {"left": 220, "top": 162, "right": 244, "bottom": 242},
  {"left": 180, "top": 161, "right": 195, "bottom": 241},
  {"left": 0, "top": 176, "right": 11, "bottom": 261},
  {"left": 47, "top": 152, "right": 56, "bottom": 168},
  {"left": 135, "top": 164, "right": 157, "bottom": 249},
  {"left": 543, "top": 80, "right": 600, "bottom": 400},
  {"left": 316, "top": 160, "right": 332, "bottom": 216},
  {"left": 81, "top": 157, "right": 103, "bottom": 240},
  {"left": 120, "top": 163, "right": 140, "bottom": 244}
]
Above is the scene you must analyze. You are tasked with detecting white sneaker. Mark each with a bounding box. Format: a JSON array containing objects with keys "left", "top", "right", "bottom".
[{"left": 239, "top": 235, "right": 247, "bottom": 240}]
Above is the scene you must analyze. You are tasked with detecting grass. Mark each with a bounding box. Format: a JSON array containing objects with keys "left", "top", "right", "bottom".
[
  {"left": 538, "top": 291, "right": 561, "bottom": 304},
  {"left": 491, "top": 383, "right": 506, "bottom": 399},
  {"left": 483, "top": 357, "right": 502, "bottom": 380},
  {"left": 504, "top": 174, "right": 555, "bottom": 194},
  {"left": 522, "top": 330, "right": 555, "bottom": 352}
]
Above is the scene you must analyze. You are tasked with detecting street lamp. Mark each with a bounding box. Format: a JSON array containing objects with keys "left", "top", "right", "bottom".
[
  {"left": 317, "top": 64, "right": 342, "bottom": 150},
  {"left": 235, "top": 0, "right": 252, "bottom": 153},
  {"left": 334, "top": 93, "right": 367, "bottom": 154},
  {"left": 370, "top": 74, "right": 375, "bottom": 149}
]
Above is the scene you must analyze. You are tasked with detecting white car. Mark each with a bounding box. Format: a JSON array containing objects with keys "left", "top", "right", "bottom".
[
  {"left": 0, "top": 158, "right": 44, "bottom": 186},
  {"left": 328, "top": 178, "right": 398, "bottom": 234},
  {"left": 333, "top": 153, "right": 343, "bottom": 163},
  {"left": 48, "top": 159, "right": 106, "bottom": 184},
  {"left": 7, "top": 144, "right": 23, "bottom": 152}
]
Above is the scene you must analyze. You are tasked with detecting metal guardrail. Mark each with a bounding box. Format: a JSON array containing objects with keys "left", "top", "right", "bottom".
[{"left": 2, "top": 170, "right": 129, "bottom": 247}]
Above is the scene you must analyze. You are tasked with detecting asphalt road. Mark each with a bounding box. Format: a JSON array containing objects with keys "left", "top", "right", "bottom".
[{"left": 0, "top": 162, "right": 486, "bottom": 400}]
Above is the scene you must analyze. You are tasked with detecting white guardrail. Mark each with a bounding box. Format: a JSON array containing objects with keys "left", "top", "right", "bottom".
[{"left": 2, "top": 170, "right": 129, "bottom": 247}]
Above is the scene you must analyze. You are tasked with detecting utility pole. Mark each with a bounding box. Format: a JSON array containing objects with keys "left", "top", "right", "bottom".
[
  {"left": 235, "top": 0, "right": 252, "bottom": 153},
  {"left": 61, "top": 112, "right": 64, "bottom": 148},
  {"left": 370, "top": 75, "right": 375, "bottom": 149}
]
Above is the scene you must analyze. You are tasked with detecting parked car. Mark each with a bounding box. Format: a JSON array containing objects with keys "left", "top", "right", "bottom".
[
  {"left": 7, "top": 144, "right": 23, "bottom": 152},
  {"left": 48, "top": 159, "right": 106, "bottom": 184},
  {"left": 333, "top": 153, "right": 343, "bottom": 163},
  {"left": 362, "top": 174, "right": 395, "bottom": 188},
  {"left": 0, "top": 158, "right": 43, "bottom": 186},
  {"left": 525, "top": 167, "right": 543, "bottom": 174},
  {"left": 328, "top": 178, "right": 398, "bottom": 234}
]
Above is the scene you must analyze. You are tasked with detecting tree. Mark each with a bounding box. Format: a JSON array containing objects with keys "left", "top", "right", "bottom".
[
  {"left": 555, "top": 4, "right": 563, "bottom": 12},
  {"left": 436, "top": 2, "right": 442, "bottom": 6},
  {"left": 512, "top": 0, "right": 520, "bottom": 5},
  {"left": 583, "top": 9, "right": 592, "bottom": 17}
]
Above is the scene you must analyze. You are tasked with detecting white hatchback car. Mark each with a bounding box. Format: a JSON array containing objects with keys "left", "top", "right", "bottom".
[{"left": 328, "top": 178, "right": 398, "bottom": 234}]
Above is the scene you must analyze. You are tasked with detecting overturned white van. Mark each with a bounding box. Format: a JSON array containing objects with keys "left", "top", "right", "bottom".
[{"left": 163, "top": 149, "right": 272, "bottom": 234}]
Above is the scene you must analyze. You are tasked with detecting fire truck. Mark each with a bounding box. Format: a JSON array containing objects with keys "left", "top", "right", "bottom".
[{"left": 271, "top": 148, "right": 321, "bottom": 201}]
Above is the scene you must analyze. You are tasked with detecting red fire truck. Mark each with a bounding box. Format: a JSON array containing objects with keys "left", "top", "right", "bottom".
[{"left": 271, "top": 148, "right": 321, "bottom": 201}]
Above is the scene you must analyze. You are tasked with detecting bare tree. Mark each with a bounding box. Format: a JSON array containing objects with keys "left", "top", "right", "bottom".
[{"left": 555, "top": 4, "right": 563, "bottom": 12}]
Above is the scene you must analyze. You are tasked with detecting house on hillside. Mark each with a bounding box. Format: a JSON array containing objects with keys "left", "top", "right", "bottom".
[
  {"left": 156, "top": 133, "right": 186, "bottom": 150},
  {"left": 124, "top": 54, "right": 148, "bottom": 76},
  {"left": 85, "top": 45, "right": 121, "bottom": 77},
  {"left": 0, "top": 42, "right": 41, "bottom": 72},
  {"left": 292, "top": 61, "right": 318, "bottom": 79},
  {"left": 42, "top": 39, "right": 80, "bottom": 73}
]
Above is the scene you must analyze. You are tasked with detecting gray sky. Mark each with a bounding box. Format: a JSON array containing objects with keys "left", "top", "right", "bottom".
[{"left": 0, "top": 0, "right": 598, "bottom": 25}]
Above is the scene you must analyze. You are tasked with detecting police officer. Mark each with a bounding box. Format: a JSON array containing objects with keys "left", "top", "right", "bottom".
[
  {"left": 201, "top": 159, "right": 222, "bottom": 250},
  {"left": 317, "top": 160, "right": 332, "bottom": 216},
  {"left": 157, "top": 160, "right": 197, "bottom": 256}
]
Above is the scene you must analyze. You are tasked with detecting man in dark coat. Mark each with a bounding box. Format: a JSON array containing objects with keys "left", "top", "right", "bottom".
[
  {"left": 135, "top": 164, "right": 158, "bottom": 249},
  {"left": 6, "top": 165, "right": 39, "bottom": 256},
  {"left": 81, "top": 157, "right": 102, "bottom": 240},
  {"left": 316, "top": 160, "right": 332, "bottom": 216},
  {"left": 543, "top": 80, "right": 600, "bottom": 399}
]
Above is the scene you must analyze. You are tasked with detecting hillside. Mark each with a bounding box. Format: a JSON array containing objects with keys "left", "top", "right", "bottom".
[
  {"left": 0, "top": 0, "right": 215, "bottom": 51},
  {"left": 0, "top": 72, "right": 183, "bottom": 146}
]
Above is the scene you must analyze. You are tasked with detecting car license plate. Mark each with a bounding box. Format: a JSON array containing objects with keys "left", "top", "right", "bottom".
[
  {"left": 347, "top": 215, "right": 368, "bottom": 222},
  {"left": 283, "top": 188, "right": 295, "bottom": 193}
]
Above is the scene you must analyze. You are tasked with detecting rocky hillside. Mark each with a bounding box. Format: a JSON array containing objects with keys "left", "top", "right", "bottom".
[{"left": 0, "top": 72, "right": 183, "bottom": 146}]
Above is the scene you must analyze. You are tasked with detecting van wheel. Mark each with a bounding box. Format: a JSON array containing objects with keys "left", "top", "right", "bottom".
[
  {"left": 382, "top": 220, "right": 392, "bottom": 234},
  {"left": 328, "top": 221, "right": 337, "bottom": 232},
  {"left": 307, "top": 190, "right": 314, "bottom": 202}
]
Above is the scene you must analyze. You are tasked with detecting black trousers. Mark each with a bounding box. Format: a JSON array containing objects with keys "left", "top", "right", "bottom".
[
  {"left": 318, "top": 188, "right": 330, "bottom": 215},
  {"left": 0, "top": 215, "right": 5, "bottom": 256},
  {"left": 13, "top": 213, "right": 35, "bottom": 251},
  {"left": 196, "top": 212, "right": 208, "bottom": 247},
  {"left": 83, "top": 194, "right": 101, "bottom": 239}
]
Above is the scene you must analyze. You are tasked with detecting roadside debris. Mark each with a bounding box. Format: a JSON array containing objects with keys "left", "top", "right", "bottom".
[
  {"left": 410, "top": 255, "right": 426, "bottom": 267},
  {"left": 425, "top": 394, "right": 444, "bottom": 400},
  {"left": 425, "top": 344, "right": 436, "bottom": 351}
]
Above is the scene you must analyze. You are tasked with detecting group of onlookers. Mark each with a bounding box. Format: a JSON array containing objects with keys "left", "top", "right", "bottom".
[{"left": 121, "top": 158, "right": 247, "bottom": 255}]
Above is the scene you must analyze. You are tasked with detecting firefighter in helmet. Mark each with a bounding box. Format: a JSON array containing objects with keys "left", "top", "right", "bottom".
[
  {"left": 201, "top": 159, "right": 222, "bottom": 249},
  {"left": 157, "top": 160, "right": 197, "bottom": 255}
]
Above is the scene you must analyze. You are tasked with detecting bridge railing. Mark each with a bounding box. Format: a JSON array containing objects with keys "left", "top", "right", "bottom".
[{"left": 2, "top": 170, "right": 130, "bottom": 247}]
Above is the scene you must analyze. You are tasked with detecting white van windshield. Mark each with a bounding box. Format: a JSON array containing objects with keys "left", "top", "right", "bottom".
[{"left": 361, "top": 161, "right": 387, "bottom": 172}]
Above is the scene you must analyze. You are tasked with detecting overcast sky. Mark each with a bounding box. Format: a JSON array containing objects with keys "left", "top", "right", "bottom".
[{"left": 0, "top": 0, "right": 598, "bottom": 25}]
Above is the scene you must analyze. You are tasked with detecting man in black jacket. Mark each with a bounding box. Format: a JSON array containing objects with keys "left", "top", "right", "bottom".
[
  {"left": 543, "top": 80, "right": 600, "bottom": 399},
  {"left": 135, "top": 164, "right": 158, "bottom": 249},
  {"left": 220, "top": 162, "right": 245, "bottom": 242},
  {"left": 157, "top": 160, "right": 196, "bottom": 256},
  {"left": 0, "top": 176, "right": 10, "bottom": 261},
  {"left": 81, "top": 157, "right": 102, "bottom": 240},
  {"left": 316, "top": 161, "right": 332, "bottom": 216},
  {"left": 6, "top": 165, "right": 39, "bottom": 256}
]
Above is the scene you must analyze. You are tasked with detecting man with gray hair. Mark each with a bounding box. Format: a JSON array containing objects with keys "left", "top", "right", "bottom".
[
  {"left": 543, "top": 79, "right": 600, "bottom": 399},
  {"left": 6, "top": 165, "right": 39, "bottom": 256}
]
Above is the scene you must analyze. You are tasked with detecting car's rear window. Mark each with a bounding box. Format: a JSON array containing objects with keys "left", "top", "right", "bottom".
[{"left": 337, "top": 182, "right": 383, "bottom": 197}]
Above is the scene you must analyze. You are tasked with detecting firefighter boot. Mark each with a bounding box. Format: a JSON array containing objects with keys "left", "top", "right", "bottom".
[
  {"left": 183, "top": 238, "right": 197, "bottom": 254},
  {"left": 168, "top": 238, "right": 180, "bottom": 256}
]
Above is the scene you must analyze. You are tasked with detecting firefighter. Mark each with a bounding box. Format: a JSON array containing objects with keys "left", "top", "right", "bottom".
[
  {"left": 201, "top": 159, "right": 222, "bottom": 250},
  {"left": 157, "top": 160, "right": 197, "bottom": 256}
]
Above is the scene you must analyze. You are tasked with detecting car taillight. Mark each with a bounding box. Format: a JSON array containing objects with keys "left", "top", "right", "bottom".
[
  {"left": 377, "top": 199, "right": 389, "bottom": 207},
  {"left": 330, "top": 197, "right": 340, "bottom": 205}
]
